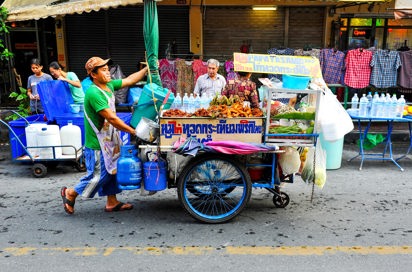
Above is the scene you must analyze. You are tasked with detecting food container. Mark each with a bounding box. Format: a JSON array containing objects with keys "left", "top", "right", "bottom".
[{"left": 135, "top": 117, "right": 160, "bottom": 143}]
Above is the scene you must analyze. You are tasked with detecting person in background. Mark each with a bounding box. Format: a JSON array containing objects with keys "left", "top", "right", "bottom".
[
  {"left": 222, "top": 71, "right": 259, "bottom": 108},
  {"left": 60, "top": 57, "right": 148, "bottom": 215},
  {"left": 194, "top": 59, "right": 226, "bottom": 98},
  {"left": 27, "top": 58, "right": 53, "bottom": 114},
  {"left": 49, "top": 61, "right": 85, "bottom": 103}
]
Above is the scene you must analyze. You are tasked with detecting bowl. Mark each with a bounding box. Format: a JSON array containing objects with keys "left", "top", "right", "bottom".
[{"left": 69, "top": 104, "right": 80, "bottom": 114}]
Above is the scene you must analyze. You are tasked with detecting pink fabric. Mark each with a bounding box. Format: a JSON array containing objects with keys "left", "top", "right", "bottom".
[
  {"left": 192, "top": 59, "right": 208, "bottom": 85},
  {"left": 159, "top": 59, "right": 177, "bottom": 95},
  {"left": 204, "top": 141, "right": 276, "bottom": 154}
]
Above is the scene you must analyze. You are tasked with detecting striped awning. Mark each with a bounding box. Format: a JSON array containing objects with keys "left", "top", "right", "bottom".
[
  {"left": 394, "top": 0, "right": 412, "bottom": 19},
  {"left": 1, "top": 0, "right": 145, "bottom": 22}
]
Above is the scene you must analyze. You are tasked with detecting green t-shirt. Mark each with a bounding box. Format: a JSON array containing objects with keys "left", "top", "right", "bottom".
[
  {"left": 84, "top": 79, "right": 122, "bottom": 150},
  {"left": 67, "top": 72, "right": 85, "bottom": 103}
]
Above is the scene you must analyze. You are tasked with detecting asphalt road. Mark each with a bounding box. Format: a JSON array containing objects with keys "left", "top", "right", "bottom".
[{"left": 0, "top": 142, "right": 411, "bottom": 272}]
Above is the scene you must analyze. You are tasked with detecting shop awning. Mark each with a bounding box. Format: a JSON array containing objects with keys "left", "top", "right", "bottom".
[
  {"left": 1, "top": 0, "right": 145, "bottom": 22},
  {"left": 394, "top": 0, "right": 412, "bottom": 19}
]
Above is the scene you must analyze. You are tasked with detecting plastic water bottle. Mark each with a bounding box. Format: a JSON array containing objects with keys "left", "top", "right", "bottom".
[
  {"left": 377, "top": 93, "right": 386, "bottom": 117},
  {"left": 351, "top": 93, "right": 359, "bottom": 109},
  {"left": 194, "top": 94, "right": 201, "bottom": 110},
  {"left": 396, "top": 95, "right": 406, "bottom": 118},
  {"left": 383, "top": 93, "right": 391, "bottom": 118},
  {"left": 390, "top": 94, "right": 398, "bottom": 118},
  {"left": 173, "top": 92, "right": 182, "bottom": 110},
  {"left": 182, "top": 92, "right": 189, "bottom": 112},
  {"left": 188, "top": 93, "right": 195, "bottom": 113},
  {"left": 358, "top": 94, "right": 368, "bottom": 117},
  {"left": 370, "top": 92, "right": 379, "bottom": 117},
  {"left": 366, "top": 92, "right": 373, "bottom": 116},
  {"left": 200, "top": 94, "right": 208, "bottom": 109}
]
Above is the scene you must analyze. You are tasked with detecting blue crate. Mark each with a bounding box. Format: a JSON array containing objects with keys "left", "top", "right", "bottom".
[
  {"left": 37, "top": 80, "right": 74, "bottom": 122},
  {"left": 8, "top": 114, "right": 47, "bottom": 159}
]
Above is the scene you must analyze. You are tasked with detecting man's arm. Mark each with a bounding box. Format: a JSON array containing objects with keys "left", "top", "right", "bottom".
[
  {"left": 98, "top": 108, "right": 135, "bottom": 135},
  {"left": 121, "top": 66, "right": 148, "bottom": 88}
]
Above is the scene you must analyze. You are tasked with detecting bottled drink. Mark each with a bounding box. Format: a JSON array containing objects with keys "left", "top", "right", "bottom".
[
  {"left": 182, "top": 92, "right": 189, "bottom": 112},
  {"left": 188, "top": 93, "right": 195, "bottom": 113},
  {"left": 200, "top": 94, "right": 208, "bottom": 109},
  {"left": 358, "top": 94, "right": 368, "bottom": 117},
  {"left": 194, "top": 94, "right": 201, "bottom": 110},
  {"left": 390, "top": 94, "right": 398, "bottom": 118},
  {"left": 366, "top": 92, "right": 373, "bottom": 116},
  {"left": 351, "top": 93, "right": 359, "bottom": 109},
  {"left": 396, "top": 95, "right": 406, "bottom": 118},
  {"left": 370, "top": 92, "right": 379, "bottom": 117},
  {"left": 377, "top": 93, "right": 386, "bottom": 117},
  {"left": 173, "top": 92, "right": 182, "bottom": 110}
]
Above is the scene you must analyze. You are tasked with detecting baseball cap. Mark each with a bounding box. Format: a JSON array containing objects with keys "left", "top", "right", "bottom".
[{"left": 85, "top": 57, "right": 111, "bottom": 74}]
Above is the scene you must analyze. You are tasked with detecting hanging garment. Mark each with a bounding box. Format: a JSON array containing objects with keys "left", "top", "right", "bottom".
[
  {"left": 294, "top": 48, "right": 321, "bottom": 59},
  {"left": 176, "top": 59, "right": 194, "bottom": 95},
  {"left": 159, "top": 58, "right": 177, "bottom": 95},
  {"left": 398, "top": 50, "right": 412, "bottom": 89},
  {"left": 319, "top": 48, "right": 345, "bottom": 84},
  {"left": 344, "top": 48, "right": 373, "bottom": 89},
  {"left": 225, "top": 60, "right": 238, "bottom": 81},
  {"left": 370, "top": 49, "right": 401, "bottom": 88},
  {"left": 192, "top": 59, "right": 208, "bottom": 86}
]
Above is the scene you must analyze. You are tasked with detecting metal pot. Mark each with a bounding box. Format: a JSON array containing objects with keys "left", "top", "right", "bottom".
[{"left": 135, "top": 117, "right": 160, "bottom": 143}]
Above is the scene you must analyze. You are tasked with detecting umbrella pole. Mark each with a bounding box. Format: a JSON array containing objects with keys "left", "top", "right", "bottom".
[{"left": 145, "top": 51, "right": 160, "bottom": 116}]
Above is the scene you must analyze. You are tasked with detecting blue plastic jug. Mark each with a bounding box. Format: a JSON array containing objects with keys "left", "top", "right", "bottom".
[{"left": 117, "top": 145, "right": 142, "bottom": 190}]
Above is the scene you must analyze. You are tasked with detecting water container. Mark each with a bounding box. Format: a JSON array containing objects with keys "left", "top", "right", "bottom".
[
  {"left": 174, "top": 92, "right": 182, "bottom": 110},
  {"left": 359, "top": 94, "right": 368, "bottom": 117},
  {"left": 188, "top": 93, "right": 195, "bottom": 113},
  {"left": 390, "top": 94, "right": 398, "bottom": 118},
  {"left": 117, "top": 145, "right": 142, "bottom": 190},
  {"left": 396, "top": 95, "right": 406, "bottom": 118},
  {"left": 194, "top": 94, "right": 201, "bottom": 110},
  {"left": 143, "top": 160, "right": 167, "bottom": 191},
  {"left": 351, "top": 93, "right": 359, "bottom": 109},
  {"left": 25, "top": 123, "right": 48, "bottom": 157},
  {"left": 366, "top": 92, "right": 373, "bottom": 116},
  {"left": 377, "top": 93, "right": 385, "bottom": 118},
  {"left": 182, "top": 93, "right": 189, "bottom": 112},
  {"left": 371, "top": 92, "right": 379, "bottom": 117},
  {"left": 200, "top": 94, "right": 208, "bottom": 109},
  {"left": 37, "top": 125, "right": 62, "bottom": 159},
  {"left": 60, "top": 121, "right": 82, "bottom": 155}
]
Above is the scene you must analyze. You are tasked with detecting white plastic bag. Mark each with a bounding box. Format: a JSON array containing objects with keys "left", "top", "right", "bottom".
[
  {"left": 301, "top": 141, "right": 327, "bottom": 189},
  {"left": 278, "top": 147, "right": 301, "bottom": 175},
  {"left": 318, "top": 88, "right": 354, "bottom": 142}
]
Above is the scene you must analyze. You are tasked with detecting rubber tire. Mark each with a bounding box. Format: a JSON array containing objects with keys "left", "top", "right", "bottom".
[
  {"left": 177, "top": 153, "right": 252, "bottom": 224},
  {"left": 273, "top": 192, "right": 290, "bottom": 208},
  {"left": 33, "top": 163, "right": 47, "bottom": 178}
]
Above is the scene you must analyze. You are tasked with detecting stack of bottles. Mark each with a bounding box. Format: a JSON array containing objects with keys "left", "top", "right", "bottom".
[
  {"left": 170, "top": 92, "right": 212, "bottom": 113},
  {"left": 351, "top": 92, "right": 406, "bottom": 118}
]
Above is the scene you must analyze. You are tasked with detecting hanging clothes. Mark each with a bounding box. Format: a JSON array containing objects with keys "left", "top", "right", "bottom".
[
  {"left": 225, "top": 60, "right": 238, "bottom": 81},
  {"left": 319, "top": 48, "right": 345, "bottom": 85},
  {"left": 192, "top": 59, "right": 208, "bottom": 86},
  {"left": 267, "top": 47, "right": 295, "bottom": 81},
  {"left": 370, "top": 49, "right": 401, "bottom": 88},
  {"left": 398, "top": 50, "right": 412, "bottom": 89},
  {"left": 176, "top": 59, "right": 194, "bottom": 95},
  {"left": 294, "top": 48, "right": 321, "bottom": 59},
  {"left": 344, "top": 48, "right": 373, "bottom": 89},
  {"left": 159, "top": 58, "right": 177, "bottom": 95}
]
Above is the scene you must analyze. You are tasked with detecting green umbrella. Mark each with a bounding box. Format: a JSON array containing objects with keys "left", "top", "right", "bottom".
[{"left": 143, "top": 0, "right": 162, "bottom": 87}]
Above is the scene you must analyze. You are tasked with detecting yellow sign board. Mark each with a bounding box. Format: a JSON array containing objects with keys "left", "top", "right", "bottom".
[{"left": 233, "top": 53, "right": 322, "bottom": 78}]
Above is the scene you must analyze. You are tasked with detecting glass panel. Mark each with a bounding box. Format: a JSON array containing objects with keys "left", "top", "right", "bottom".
[
  {"left": 376, "top": 19, "right": 385, "bottom": 27},
  {"left": 386, "top": 29, "right": 412, "bottom": 50},
  {"left": 348, "top": 27, "right": 372, "bottom": 49},
  {"left": 350, "top": 18, "right": 372, "bottom": 27},
  {"left": 374, "top": 28, "right": 384, "bottom": 49},
  {"left": 388, "top": 19, "right": 412, "bottom": 26},
  {"left": 341, "top": 18, "right": 348, "bottom": 27}
]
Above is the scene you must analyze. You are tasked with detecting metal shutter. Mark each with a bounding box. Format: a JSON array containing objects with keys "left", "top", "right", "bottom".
[
  {"left": 288, "top": 7, "right": 325, "bottom": 49},
  {"left": 203, "top": 6, "right": 285, "bottom": 60}
]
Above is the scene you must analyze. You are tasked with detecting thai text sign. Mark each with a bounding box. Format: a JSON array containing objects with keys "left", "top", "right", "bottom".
[
  {"left": 233, "top": 53, "right": 322, "bottom": 78},
  {"left": 160, "top": 117, "right": 263, "bottom": 146}
]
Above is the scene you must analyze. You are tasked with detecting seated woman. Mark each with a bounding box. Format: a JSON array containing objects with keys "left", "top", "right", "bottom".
[
  {"left": 222, "top": 71, "right": 259, "bottom": 108},
  {"left": 49, "top": 61, "right": 84, "bottom": 104}
]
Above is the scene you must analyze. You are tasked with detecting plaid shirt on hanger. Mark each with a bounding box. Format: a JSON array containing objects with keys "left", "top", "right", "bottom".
[
  {"left": 370, "top": 49, "right": 401, "bottom": 88},
  {"left": 319, "top": 48, "right": 345, "bottom": 84},
  {"left": 344, "top": 48, "right": 373, "bottom": 89}
]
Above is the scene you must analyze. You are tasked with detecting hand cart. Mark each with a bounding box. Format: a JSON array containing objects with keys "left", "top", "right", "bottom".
[
  {"left": 137, "top": 87, "right": 320, "bottom": 224},
  {"left": 0, "top": 111, "right": 85, "bottom": 178}
]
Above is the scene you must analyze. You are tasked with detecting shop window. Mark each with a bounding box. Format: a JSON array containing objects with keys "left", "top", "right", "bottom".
[
  {"left": 388, "top": 19, "right": 412, "bottom": 26},
  {"left": 350, "top": 18, "right": 372, "bottom": 27},
  {"left": 386, "top": 28, "right": 412, "bottom": 50}
]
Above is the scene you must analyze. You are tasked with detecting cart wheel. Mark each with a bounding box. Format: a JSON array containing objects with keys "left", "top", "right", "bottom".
[
  {"left": 273, "top": 192, "right": 290, "bottom": 208},
  {"left": 33, "top": 163, "right": 47, "bottom": 178},
  {"left": 177, "top": 154, "right": 252, "bottom": 224},
  {"left": 75, "top": 161, "right": 86, "bottom": 172}
]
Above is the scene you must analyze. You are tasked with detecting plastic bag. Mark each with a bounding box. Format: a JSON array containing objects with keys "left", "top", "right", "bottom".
[
  {"left": 110, "top": 64, "right": 129, "bottom": 104},
  {"left": 278, "top": 147, "right": 301, "bottom": 175},
  {"left": 318, "top": 88, "right": 354, "bottom": 142},
  {"left": 301, "top": 141, "right": 327, "bottom": 189}
]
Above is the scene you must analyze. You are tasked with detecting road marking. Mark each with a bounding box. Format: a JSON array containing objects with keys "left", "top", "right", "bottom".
[{"left": 1, "top": 246, "right": 411, "bottom": 256}]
